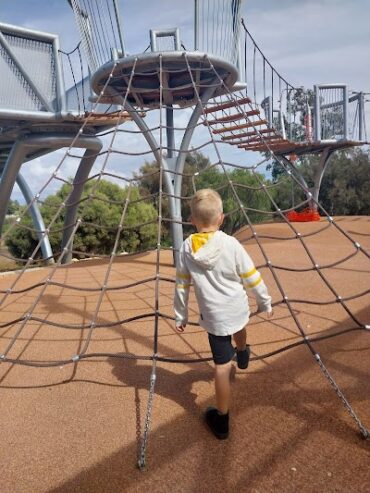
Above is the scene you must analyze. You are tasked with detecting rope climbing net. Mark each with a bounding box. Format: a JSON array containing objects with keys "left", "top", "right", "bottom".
[{"left": 0, "top": 53, "right": 369, "bottom": 470}]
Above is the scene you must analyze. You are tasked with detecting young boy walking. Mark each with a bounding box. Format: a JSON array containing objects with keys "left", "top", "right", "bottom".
[{"left": 174, "top": 189, "right": 273, "bottom": 439}]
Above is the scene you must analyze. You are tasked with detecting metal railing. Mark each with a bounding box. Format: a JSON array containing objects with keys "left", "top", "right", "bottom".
[
  {"left": 0, "top": 22, "right": 120, "bottom": 123},
  {"left": 194, "top": 0, "right": 245, "bottom": 69},
  {"left": 314, "top": 84, "right": 348, "bottom": 141},
  {"left": 0, "top": 22, "right": 65, "bottom": 118},
  {"left": 69, "top": 0, "right": 125, "bottom": 73},
  {"left": 348, "top": 91, "right": 367, "bottom": 141}
]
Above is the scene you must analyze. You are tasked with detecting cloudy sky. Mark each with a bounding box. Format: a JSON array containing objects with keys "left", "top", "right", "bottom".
[{"left": 1, "top": 0, "right": 370, "bottom": 202}]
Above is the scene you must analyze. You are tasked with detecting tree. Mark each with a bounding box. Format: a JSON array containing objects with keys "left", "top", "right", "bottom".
[
  {"left": 318, "top": 148, "right": 370, "bottom": 215},
  {"left": 270, "top": 148, "right": 370, "bottom": 215},
  {"left": 134, "top": 150, "right": 212, "bottom": 243},
  {"left": 195, "top": 166, "right": 272, "bottom": 234},
  {"left": 136, "top": 150, "right": 274, "bottom": 240},
  {"left": 5, "top": 179, "right": 158, "bottom": 260},
  {"left": 6, "top": 199, "right": 21, "bottom": 216}
]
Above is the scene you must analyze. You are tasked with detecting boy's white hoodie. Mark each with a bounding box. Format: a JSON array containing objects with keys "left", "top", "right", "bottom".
[{"left": 174, "top": 230, "right": 272, "bottom": 336}]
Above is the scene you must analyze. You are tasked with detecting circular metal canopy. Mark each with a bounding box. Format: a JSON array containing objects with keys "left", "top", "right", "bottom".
[{"left": 91, "top": 51, "right": 239, "bottom": 109}]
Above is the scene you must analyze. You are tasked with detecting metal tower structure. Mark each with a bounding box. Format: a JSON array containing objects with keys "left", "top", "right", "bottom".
[
  {"left": 1, "top": 0, "right": 368, "bottom": 264},
  {"left": 68, "top": 0, "right": 368, "bottom": 262},
  {"left": 69, "top": 0, "right": 249, "bottom": 263}
]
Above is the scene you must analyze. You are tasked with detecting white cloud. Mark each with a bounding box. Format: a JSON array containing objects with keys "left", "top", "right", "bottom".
[{"left": 246, "top": 0, "right": 370, "bottom": 89}]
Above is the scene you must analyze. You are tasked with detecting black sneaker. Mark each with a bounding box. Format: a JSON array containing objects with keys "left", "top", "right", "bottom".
[
  {"left": 236, "top": 344, "right": 251, "bottom": 369},
  {"left": 204, "top": 407, "right": 229, "bottom": 439}
]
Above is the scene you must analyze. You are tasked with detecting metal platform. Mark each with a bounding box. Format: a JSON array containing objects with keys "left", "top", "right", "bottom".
[{"left": 91, "top": 51, "right": 239, "bottom": 109}]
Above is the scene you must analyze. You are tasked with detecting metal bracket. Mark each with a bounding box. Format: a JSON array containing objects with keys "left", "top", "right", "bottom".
[{"left": 150, "top": 28, "right": 181, "bottom": 52}]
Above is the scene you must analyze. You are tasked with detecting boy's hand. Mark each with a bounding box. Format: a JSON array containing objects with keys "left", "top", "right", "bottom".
[
  {"left": 176, "top": 324, "right": 186, "bottom": 333},
  {"left": 265, "top": 310, "right": 274, "bottom": 319},
  {"left": 257, "top": 308, "right": 274, "bottom": 318}
]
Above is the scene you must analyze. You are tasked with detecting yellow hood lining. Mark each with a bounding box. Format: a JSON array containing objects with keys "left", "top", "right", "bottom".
[{"left": 191, "top": 232, "right": 215, "bottom": 253}]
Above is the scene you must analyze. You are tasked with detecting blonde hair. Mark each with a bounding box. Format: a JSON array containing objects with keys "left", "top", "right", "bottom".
[{"left": 190, "top": 189, "right": 223, "bottom": 226}]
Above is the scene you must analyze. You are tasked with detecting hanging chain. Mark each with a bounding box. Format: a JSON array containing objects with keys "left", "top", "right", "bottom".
[
  {"left": 137, "top": 356, "right": 158, "bottom": 470},
  {"left": 315, "top": 354, "right": 369, "bottom": 439}
]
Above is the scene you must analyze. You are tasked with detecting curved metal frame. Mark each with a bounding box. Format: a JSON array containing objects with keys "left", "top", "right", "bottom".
[
  {"left": 0, "top": 134, "right": 102, "bottom": 264},
  {"left": 15, "top": 171, "right": 53, "bottom": 262},
  {"left": 279, "top": 147, "right": 334, "bottom": 210},
  {"left": 61, "top": 146, "right": 103, "bottom": 264},
  {"left": 100, "top": 51, "right": 233, "bottom": 265}
]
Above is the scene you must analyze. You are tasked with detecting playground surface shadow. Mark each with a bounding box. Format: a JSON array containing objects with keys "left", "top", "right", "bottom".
[{"left": 0, "top": 216, "right": 369, "bottom": 493}]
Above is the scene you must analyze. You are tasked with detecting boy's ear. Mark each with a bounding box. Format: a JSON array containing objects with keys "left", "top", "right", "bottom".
[{"left": 219, "top": 213, "right": 225, "bottom": 225}]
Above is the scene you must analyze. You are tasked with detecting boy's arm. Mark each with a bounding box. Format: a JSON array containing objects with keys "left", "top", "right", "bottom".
[
  {"left": 235, "top": 242, "right": 272, "bottom": 313},
  {"left": 174, "top": 244, "right": 191, "bottom": 330}
]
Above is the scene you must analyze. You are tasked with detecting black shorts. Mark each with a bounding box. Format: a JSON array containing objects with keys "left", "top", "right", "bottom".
[{"left": 208, "top": 333, "right": 236, "bottom": 365}]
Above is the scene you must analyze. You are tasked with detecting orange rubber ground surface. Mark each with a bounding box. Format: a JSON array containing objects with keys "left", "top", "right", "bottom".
[{"left": 0, "top": 216, "right": 369, "bottom": 492}]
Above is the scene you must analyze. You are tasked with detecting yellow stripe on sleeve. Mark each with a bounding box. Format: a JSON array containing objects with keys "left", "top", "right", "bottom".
[
  {"left": 176, "top": 283, "right": 190, "bottom": 289},
  {"left": 247, "top": 276, "right": 262, "bottom": 288},
  {"left": 240, "top": 267, "right": 257, "bottom": 279},
  {"left": 176, "top": 272, "right": 191, "bottom": 280}
]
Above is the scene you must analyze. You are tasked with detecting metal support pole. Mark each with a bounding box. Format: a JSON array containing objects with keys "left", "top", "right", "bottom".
[
  {"left": 280, "top": 149, "right": 333, "bottom": 211},
  {"left": 171, "top": 81, "right": 219, "bottom": 265},
  {"left": 314, "top": 85, "right": 321, "bottom": 142},
  {"left": 358, "top": 92, "right": 364, "bottom": 141},
  {"left": 166, "top": 105, "right": 175, "bottom": 159},
  {"left": 52, "top": 35, "right": 66, "bottom": 114},
  {"left": 236, "top": 31, "right": 245, "bottom": 87},
  {"left": 110, "top": 95, "right": 179, "bottom": 263},
  {"left": 16, "top": 172, "right": 54, "bottom": 263},
  {"left": 0, "top": 140, "right": 28, "bottom": 235},
  {"left": 165, "top": 105, "right": 180, "bottom": 261},
  {"left": 343, "top": 85, "right": 348, "bottom": 140},
  {"left": 309, "top": 147, "right": 333, "bottom": 210},
  {"left": 0, "top": 134, "right": 102, "bottom": 262},
  {"left": 105, "top": 77, "right": 218, "bottom": 266},
  {"left": 261, "top": 96, "right": 273, "bottom": 128},
  {"left": 105, "top": 87, "right": 181, "bottom": 263},
  {"left": 194, "top": 0, "right": 199, "bottom": 50},
  {"left": 61, "top": 145, "right": 103, "bottom": 264},
  {"left": 287, "top": 88, "right": 293, "bottom": 141},
  {"left": 112, "top": 0, "right": 126, "bottom": 57},
  {"left": 279, "top": 155, "right": 311, "bottom": 204},
  {"left": 118, "top": 97, "right": 174, "bottom": 197}
]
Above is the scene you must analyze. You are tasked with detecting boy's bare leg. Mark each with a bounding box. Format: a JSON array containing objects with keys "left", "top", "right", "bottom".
[
  {"left": 233, "top": 327, "right": 247, "bottom": 351},
  {"left": 214, "top": 361, "right": 232, "bottom": 414}
]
